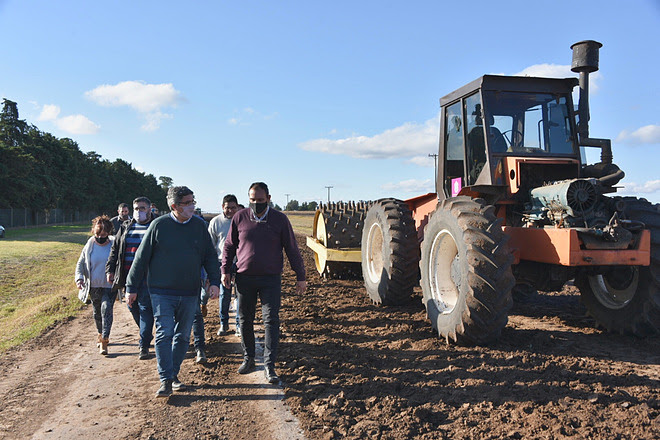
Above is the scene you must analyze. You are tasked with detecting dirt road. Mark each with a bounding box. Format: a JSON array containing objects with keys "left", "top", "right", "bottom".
[{"left": 0, "top": 234, "right": 658, "bottom": 439}]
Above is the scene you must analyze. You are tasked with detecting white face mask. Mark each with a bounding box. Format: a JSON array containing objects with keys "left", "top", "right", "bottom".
[
  {"left": 133, "top": 210, "right": 148, "bottom": 223},
  {"left": 181, "top": 204, "right": 196, "bottom": 219}
]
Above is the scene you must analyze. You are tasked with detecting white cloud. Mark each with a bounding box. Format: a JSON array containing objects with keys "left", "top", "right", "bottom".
[
  {"left": 512, "top": 63, "right": 602, "bottom": 93},
  {"left": 381, "top": 178, "right": 433, "bottom": 193},
  {"left": 227, "top": 107, "right": 277, "bottom": 126},
  {"left": 55, "top": 114, "right": 100, "bottom": 135},
  {"left": 616, "top": 125, "right": 660, "bottom": 145},
  {"left": 299, "top": 116, "right": 439, "bottom": 159},
  {"left": 36, "top": 104, "right": 99, "bottom": 135},
  {"left": 37, "top": 104, "right": 60, "bottom": 121},
  {"left": 85, "top": 80, "right": 182, "bottom": 131},
  {"left": 407, "top": 155, "right": 435, "bottom": 167},
  {"left": 617, "top": 180, "right": 660, "bottom": 195}
]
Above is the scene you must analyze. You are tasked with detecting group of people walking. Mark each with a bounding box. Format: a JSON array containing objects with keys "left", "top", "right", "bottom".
[{"left": 74, "top": 182, "right": 306, "bottom": 397}]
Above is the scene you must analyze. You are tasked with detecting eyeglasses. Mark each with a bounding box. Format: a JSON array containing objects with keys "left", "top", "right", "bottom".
[{"left": 177, "top": 199, "right": 196, "bottom": 207}]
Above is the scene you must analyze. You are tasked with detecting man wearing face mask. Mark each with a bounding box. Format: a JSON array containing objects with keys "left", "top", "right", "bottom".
[
  {"left": 110, "top": 203, "right": 130, "bottom": 235},
  {"left": 126, "top": 186, "right": 221, "bottom": 398},
  {"left": 222, "top": 182, "right": 306, "bottom": 384},
  {"left": 106, "top": 196, "right": 155, "bottom": 360}
]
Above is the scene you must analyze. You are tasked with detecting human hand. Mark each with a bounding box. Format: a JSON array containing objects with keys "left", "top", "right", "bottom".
[
  {"left": 208, "top": 285, "right": 220, "bottom": 299},
  {"left": 221, "top": 274, "right": 232, "bottom": 289},
  {"left": 296, "top": 280, "right": 307, "bottom": 295},
  {"left": 106, "top": 273, "right": 114, "bottom": 284},
  {"left": 76, "top": 279, "right": 85, "bottom": 290},
  {"left": 127, "top": 293, "right": 137, "bottom": 306}
]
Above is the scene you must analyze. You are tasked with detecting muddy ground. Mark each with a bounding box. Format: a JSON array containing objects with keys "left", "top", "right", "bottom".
[{"left": 0, "top": 234, "right": 658, "bottom": 439}]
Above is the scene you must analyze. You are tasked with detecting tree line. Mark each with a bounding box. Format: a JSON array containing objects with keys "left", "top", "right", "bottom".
[
  {"left": 0, "top": 99, "right": 169, "bottom": 213},
  {"left": 285, "top": 200, "right": 318, "bottom": 211}
]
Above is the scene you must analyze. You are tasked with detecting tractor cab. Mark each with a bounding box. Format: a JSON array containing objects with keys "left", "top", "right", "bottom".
[{"left": 438, "top": 75, "right": 582, "bottom": 203}]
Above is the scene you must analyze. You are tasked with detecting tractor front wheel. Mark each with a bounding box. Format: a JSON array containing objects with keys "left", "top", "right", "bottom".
[{"left": 420, "top": 197, "right": 514, "bottom": 345}]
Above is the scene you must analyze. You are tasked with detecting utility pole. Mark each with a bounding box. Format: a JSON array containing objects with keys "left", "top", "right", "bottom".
[
  {"left": 428, "top": 153, "right": 438, "bottom": 189},
  {"left": 324, "top": 186, "right": 333, "bottom": 203},
  {"left": 285, "top": 193, "right": 291, "bottom": 209}
]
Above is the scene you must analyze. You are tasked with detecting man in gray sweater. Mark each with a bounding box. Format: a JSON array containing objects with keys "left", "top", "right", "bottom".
[
  {"left": 126, "top": 186, "right": 220, "bottom": 397},
  {"left": 208, "top": 194, "right": 240, "bottom": 336},
  {"left": 222, "top": 182, "right": 306, "bottom": 384}
]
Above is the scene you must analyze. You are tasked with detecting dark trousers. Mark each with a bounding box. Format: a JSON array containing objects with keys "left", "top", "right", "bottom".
[
  {"left": 235, "top": 274, "right": 281, "bottom": 367},
  {"left": 90, "top": 287, "right": 115, "bottom": 339}
]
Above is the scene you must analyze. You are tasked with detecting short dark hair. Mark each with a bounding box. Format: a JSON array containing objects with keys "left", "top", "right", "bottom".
[
  {"left": 222, "top": 194, "right": 238, "bottom": 206},
  {"left": 118, "top": 203, "right": 129, "bottom": 210},
  {"left": 249, "top": 182, "right": 269, "bottom": 195},
  {"left": 167, "top": 186, "right": 194, "bottom": 207},
  {"left": 133, "top": 196, "right": 151, "bottom": 206}
]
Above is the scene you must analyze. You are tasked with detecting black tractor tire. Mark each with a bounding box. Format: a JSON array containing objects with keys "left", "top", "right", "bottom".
[
  {"left": 419, "top": 196, "right": 514, "bottom": 345},
  {"left": 575, "top": 197, "right": 660, "bottom": 336},
  {"left": 361, "top": 198, "right": 419, "bottom": 305}
]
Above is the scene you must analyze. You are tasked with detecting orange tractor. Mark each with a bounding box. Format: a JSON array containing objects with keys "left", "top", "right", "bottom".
[{"left": 306, "top": 40, "right": 658, "bottom": 345}]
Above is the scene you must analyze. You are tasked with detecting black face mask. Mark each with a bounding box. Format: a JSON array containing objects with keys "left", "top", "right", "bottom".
[
  {"left": 95, "top": 236, "right": 109, "bottom": 244},
  {"left": 250, "top": 202, "right": 268, "bottom": 216}
]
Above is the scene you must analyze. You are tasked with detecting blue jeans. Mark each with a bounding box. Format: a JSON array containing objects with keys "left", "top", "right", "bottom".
[
  {"left": 235, "top": 274, "right": 281, "bottom": 367},
  {"left": 219, "top": 283, "right": 240, "bottom": 328},
  {"left": 127, "top": 289, "right": 154, "bottom": 348},
  {"left": 90, "top": 287, "right": 115, "bottom": 339},
  {"left": 150, "top": 294, "right": 198, "bottom": 382},
  {"left": 192, "top": 289, "right": 205, "bottom": 350}
]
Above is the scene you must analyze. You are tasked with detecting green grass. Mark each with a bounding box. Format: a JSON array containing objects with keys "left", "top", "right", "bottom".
[
  {"left": 0, "top": 224, "right": 90, "bottom": 352},
  {"left": 285, "top": 211, "right": 314, "bottom": 236}
]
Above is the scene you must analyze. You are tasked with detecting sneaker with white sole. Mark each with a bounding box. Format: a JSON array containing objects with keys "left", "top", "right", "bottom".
[
  {"left": 217, "top": 323, "right": 229, "bottom": 335},
  {"left": 172, "top": 376, "right": 186, "bottom": 391},
  {"left": 195, "top": 348, "right": 207, "bottom": 364}
]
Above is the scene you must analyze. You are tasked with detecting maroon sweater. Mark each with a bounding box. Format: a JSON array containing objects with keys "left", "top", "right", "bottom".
[{"left": 221, "top": 208, "right": 305, "bottom": 281}]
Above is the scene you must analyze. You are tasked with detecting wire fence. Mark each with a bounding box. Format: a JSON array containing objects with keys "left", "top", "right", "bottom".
[{"left": 0, "top": 208, "right": 99, "bottom": 229}]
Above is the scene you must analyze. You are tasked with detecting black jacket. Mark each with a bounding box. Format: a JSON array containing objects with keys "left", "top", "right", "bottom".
[{"left": 106, "top": 218, "right": 152, "bottom": 291}]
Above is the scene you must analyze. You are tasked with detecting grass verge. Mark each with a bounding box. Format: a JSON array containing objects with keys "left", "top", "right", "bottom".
[
  {"left": 0, "top": 225, "right": 90, "bottom": 352},
  {"left": 285, "top": 211, "right": 314, "bottom": 236}
]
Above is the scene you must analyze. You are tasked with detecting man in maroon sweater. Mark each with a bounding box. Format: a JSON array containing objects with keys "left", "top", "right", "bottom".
[{"left": 221, "top": 182, "right": 306, "bottom": 383}]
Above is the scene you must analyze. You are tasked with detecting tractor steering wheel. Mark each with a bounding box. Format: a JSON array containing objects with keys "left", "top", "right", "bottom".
[{"left": 499, "top": 129, "right": 524, "bottom": 150}]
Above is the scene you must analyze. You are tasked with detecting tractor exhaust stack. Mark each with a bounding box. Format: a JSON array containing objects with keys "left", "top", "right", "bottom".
[{"left": 571, "top": 40, "right": 613, "bottom": 165}]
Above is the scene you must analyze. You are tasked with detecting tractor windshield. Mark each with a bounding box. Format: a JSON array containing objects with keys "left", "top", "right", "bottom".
[{"left": 483, "top": 91, "right": 577, "bottom": 156}]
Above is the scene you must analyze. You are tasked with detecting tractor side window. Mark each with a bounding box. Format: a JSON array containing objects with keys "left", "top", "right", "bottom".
[
  {"left": 444, "top": 101, "right": 465, "bottom": 196},
  {"left": 464, "top": 93, "right": 486, "bottom": 185}
]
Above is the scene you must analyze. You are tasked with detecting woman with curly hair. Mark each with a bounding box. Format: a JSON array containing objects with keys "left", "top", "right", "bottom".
[{"left": 75, "top": 215, "right": 116, "bottom": 355}]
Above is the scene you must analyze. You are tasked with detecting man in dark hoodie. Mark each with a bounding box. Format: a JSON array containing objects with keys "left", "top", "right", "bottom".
[{"left": 126, "top": 186, "right": 220, "bottom": 398}]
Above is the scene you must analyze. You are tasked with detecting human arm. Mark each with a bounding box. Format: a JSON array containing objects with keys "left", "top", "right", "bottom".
[
  {"left": 281, "top": 217, "right": 306, "bottom": 283},
  {"left": 125, "top": 222, "right": 156, "bottom": 294},
  {"left": 105, "top": 223, "right": 124, "bottom": 283},
  {"left": 220, "top": 218, "right": 239, "bottom": 286},
  {"left": 75, "top": 241, "right": 89, "bottom": 288}
]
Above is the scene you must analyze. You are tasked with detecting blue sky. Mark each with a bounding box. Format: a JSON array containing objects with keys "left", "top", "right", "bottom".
[{"left": 2, "top": 0, "right": 659, "bottom": 211}]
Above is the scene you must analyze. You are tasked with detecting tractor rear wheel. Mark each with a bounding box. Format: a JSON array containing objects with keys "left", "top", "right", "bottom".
[
  {"left": 575, "top": 197, "right": 660, "bottom": 336},
  {"left": 361, "top": 198, "right": 419, "bottom": 305},
  {"left": 420, "top": 197, "right": 514, "bottom": 345}
]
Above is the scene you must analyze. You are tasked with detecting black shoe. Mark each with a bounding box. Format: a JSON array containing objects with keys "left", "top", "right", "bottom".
[
  {"left": 172, "top": 376, "right": 186, "bottom": 391},
  {"left": 237, "top": 357, "right": 255, "bottom": 374},
  {"left": 139, "top": 346, "right": 149, "bottom": 360},
  {"left": 264, "top": 365, "right": 279, "bottom": 384},
  {"left": 156, "top": 380, "right": 172, "bottom": 397}
]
